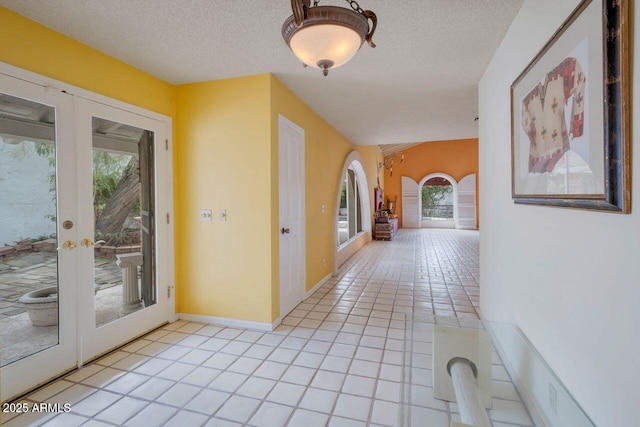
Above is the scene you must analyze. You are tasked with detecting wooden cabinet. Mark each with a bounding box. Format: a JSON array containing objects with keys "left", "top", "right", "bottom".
[{"left": 374, "top": 218, "right": 398, "bottom": 240}]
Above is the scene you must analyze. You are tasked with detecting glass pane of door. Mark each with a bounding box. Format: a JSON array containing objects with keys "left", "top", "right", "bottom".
[
  {"left": 91, "top": 117, "right": 156, "bottom": 327},
  {"left": 0, "top": 93, "right": 60, "bottom": 366}
]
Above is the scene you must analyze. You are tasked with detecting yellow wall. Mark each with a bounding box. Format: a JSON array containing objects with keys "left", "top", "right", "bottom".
[
  {"left": 383, "top": 138, "right": 479, "bottom": 227},
  {"left": 1, "top": 6, "right": 382, "bottom": 325},
  {"left": 175, "top": 75, "right": 274, "bottom": 323},
  {"left": 271, "top": 77, "right": 381, "bottom": 308},
  {"left": 0, "top": 7, "right": 174, "bottom": 117},
  {"left": 175, "top": 76, "right": 380, "bottom": 323}
]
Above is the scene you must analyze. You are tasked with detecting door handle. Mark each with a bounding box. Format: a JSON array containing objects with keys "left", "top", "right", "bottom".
[
  {"left": 281, "top": 227, "right": 290, "bottom": 234},
  {"left": 58, "top": 240, "right": 76, "bottom": 251},
  {"left": 81, "top": 238, "right": 105, "bottom": 248}
]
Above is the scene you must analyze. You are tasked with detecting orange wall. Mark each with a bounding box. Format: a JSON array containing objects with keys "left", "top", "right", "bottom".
[{"left": 383, "top": 138, "right": 478, "bottom": 228}]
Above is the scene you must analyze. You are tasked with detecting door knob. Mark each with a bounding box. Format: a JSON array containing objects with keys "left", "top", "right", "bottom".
[
  {"left": 281, "top": 227, "right": 290, "bottom": 234},
  {"left": 58, "top": 240, "right": 76, "bottom": 251},
  {"left": 81, "top": 238, "right": 105, "bottom": 248}
]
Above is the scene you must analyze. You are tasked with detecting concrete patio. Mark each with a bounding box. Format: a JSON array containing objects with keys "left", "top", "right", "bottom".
[{"left": 0, "top": 251, "right": 129, "bottom": 366}]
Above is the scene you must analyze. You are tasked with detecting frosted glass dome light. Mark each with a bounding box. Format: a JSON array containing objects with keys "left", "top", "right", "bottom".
[{"left": 282, "top": 1, "right": 377, "bottom": 76}]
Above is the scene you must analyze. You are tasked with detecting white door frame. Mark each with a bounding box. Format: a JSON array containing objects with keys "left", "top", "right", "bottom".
[
  {"left": 0, "top": 62, "right": 175, "bottom": 399},
  {"left": 75, "top": 97, "right": 173, "bottom": 364},
  {"left": 0, "top": 64, "right": 175, "bottom": 313},
  {"left": 278, "top": 114, "right": 305, "bottom": 322},
  {"left": 0, "top": 73, "right": 78, "bottom": 402}
]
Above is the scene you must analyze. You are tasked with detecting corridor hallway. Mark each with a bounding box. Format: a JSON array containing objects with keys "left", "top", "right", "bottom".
[
  {"left": 2, "top": 229, "right": 534, "bottom": 427},
  {"left": 332, "top": 229, "right": 480, "bottom": 321}
]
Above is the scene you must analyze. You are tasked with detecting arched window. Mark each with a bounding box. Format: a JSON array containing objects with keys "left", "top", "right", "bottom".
[
  {"left": 338, "top": 166, "right": 363, "bottom": 246},
  {"left": 334, "top": 152, "right": 373, "bottom": 270}
]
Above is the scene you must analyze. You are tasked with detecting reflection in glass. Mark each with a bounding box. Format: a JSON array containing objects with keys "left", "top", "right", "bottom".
[
  {"left": 547, "top": 150, "right": 597, "bottom": 194},
  {"left": 0, "top": 93, "right": 59, "bottom": 366},
  {"left": 337, "top": 165, "right": 363, "bottom": 247},
  {"left": 92, "top": 117, "right": 156, "bottom": 327}
]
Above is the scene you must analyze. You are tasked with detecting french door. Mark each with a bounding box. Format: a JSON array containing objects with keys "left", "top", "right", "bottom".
[
  {"left": 75, "top": 98, "right": 171, "bottom": 362},
  {"left": 0, "top": 72, "right": 172, "bottom": 402},
  {"left": 0, "top": 73, "right": 78, "bottom": 402}
]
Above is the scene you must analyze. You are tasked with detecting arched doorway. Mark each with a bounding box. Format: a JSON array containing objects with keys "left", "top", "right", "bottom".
[
  {"left": 334, "top": 151, "right": 372, "bottom": 270},
  {"left": 418, "top": 173, "right": 457, "bottom": 229}
]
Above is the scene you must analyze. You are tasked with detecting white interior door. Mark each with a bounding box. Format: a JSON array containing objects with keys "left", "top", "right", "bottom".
[
  {"left": 402, "top": 176, "right": 420, "bottom": 228},
  {"left": 75, "top": 97, "right": 172, "bottom": 363},
  {"left": 278, "top": 115, "right": 305, "bottom": 320},
  {"left": 0, "top": 74, "right": 77, "bottom": 401}
]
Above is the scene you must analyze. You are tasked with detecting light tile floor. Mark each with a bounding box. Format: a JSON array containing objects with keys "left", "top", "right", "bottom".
[{"left": 2, "top": 229, "right": 534, "bottom": 427}]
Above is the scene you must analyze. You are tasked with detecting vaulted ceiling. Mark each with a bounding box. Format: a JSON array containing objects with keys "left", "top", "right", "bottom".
[{"left": 0, "top": 0, "right": 524, "bottom": 148}]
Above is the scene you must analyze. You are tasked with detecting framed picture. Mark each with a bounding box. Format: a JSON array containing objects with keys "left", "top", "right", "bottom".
[{"left": 510, "top": 0, "right": 630, "bottom": 212}]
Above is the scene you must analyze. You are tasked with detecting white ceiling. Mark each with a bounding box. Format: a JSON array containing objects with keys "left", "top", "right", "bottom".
[{"left": 0, "top": 0, "right": 523, "bottom": 147}]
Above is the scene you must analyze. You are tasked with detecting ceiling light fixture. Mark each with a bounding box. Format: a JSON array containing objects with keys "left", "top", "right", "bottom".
[{"left": 282, "top": 0, "right": 377, "bottom": 76}]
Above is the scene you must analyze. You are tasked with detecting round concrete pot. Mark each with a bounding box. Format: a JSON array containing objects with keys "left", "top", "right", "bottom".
[
  {"left": 19, "top": 286, "right": 58, "bottom": 327},
  {"left": 20, "top": 285, "right": 100, "bottom": 326}
]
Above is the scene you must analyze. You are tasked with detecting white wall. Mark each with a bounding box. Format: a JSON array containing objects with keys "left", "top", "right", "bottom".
[
  {"left": 478, "top": 1, "right": 640, "bottom": 426},
  {"left": 0, "top": 139, "right": 56, "bottom": 245}
]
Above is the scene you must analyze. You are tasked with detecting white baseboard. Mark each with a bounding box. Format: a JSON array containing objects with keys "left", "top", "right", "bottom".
[
  {"left": 177, "top": 313, "right": 278, "bottom": 332},
  {"left": 176, "top": 275, "right": 334, "bottom": 333},
  {"left": 493, "top": 323, "right": 598, "bottom": 426},
  {"left": 477, "top": 308, "right": 546, "bottom": 425},
  {"left": 482, "top": 318, "right": 549, "bottom": 427},
  {"left": 306, "top": 273, "right": 332, "bottom": 299}
]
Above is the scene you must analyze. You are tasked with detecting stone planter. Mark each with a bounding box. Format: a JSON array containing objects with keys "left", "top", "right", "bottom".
[
  {"left": 19, "top": 286, "right": 58, "bottom": 326},
  {"left": 20, "top": 285, "right": 100, "bottom": 326}
]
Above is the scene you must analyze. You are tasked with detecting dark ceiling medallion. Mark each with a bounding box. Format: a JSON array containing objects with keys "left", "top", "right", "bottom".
[{"left": 282, "top": 0, "right": 377, "bottom": 76}]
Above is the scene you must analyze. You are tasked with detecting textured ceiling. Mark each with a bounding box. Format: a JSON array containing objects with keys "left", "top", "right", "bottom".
[{"left": 0, "top": 0, "right": 523, "bottom": 147}]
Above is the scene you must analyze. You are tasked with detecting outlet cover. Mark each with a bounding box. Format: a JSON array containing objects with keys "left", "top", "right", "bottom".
[{"left": 200, "top": 210, "right": 212, "bottom": 222}]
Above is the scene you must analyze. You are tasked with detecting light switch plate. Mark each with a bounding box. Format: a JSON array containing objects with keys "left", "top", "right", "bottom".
[{"left": 200, "top": 210, "right": 212, "bottom": 222}]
